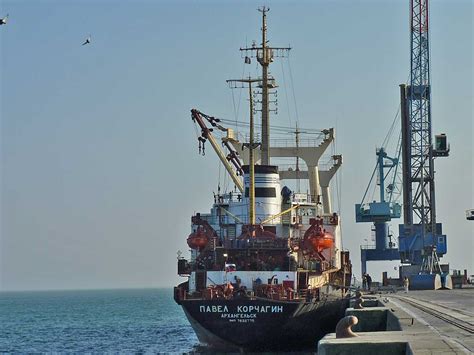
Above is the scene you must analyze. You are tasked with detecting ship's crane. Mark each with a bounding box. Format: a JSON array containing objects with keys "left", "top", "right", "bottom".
[
  {"left": 191, "top": 109, "right": 244, "bottom": 193},
  {"left": 398, "top": 0, "right": 450, "bottom": 289}
]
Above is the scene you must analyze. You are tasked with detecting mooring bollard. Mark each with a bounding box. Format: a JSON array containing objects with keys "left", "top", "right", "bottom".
[
  {"left": 354, "top": 297, "right": 364, "bottom": 309},
  {"left": 335, "top": 315, "right": 359, "bottom": 338},
  {"left": 353, "top": 290, "right": 364, "bottom": 309}
]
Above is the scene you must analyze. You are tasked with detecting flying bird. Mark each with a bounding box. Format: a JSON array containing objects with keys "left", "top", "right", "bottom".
[
  {"left": 82, "top": 34, "right": 91, "bottom": 46},
  {"left": 0, "top": 14, "right": 9, "bottom": 25}
]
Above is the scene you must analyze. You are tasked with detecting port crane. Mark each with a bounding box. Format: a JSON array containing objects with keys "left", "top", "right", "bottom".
[
  {"left": 394, "top": 0, "right": 454, "bottom": 290},
  {"left": 357, "top": 0, "right": 450, "bottom": 289},
  {"left": 355, "top": 145, "right": 402, "bottom": 276},
  {"left": 397, "top": 0, "right": 450, "bottom": 289}
]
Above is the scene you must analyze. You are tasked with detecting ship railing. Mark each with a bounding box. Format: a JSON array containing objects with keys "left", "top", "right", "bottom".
[
  {"left": 278, "top": 163, "right": 307, "bottom": 171},
  {"left": 181, "top": 285, "right": 334, "bottom": 302},
  {"left": 178, "top": 284, "right": 338, "bottom": 303},
  {"left": 215, "top": 192, "right": 244, "bottom": 204},
  {"left": 223, "top": 237, "right": 289, "bottom": 250},
  {"left": 193, "top": 213, "right": 214, "bottom": 225},
  {"left": 180, "top": 285, "right": 308, "bottom": 302},
  {"left": 278, "top": 159, "right": 340, "bottom": 174},
  {"left": 318, "top": 155, "right": 341, "bottom": 170},
  {"left": 270, "top": 136, "right": 325, "bottom": 148},
  {"left": 199, "top": 212, "right": 284, "bottom": 226},
  {"left": 223, "top": 213, "right": 282, "bottom": 225}
]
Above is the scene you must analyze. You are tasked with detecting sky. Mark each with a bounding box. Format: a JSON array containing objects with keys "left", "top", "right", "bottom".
[{"left": 0, "top": 0, "right": 472, "bottom": 291}]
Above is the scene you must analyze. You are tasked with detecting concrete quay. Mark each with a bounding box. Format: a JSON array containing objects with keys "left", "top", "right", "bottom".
[{"left": 318, "top": 288, "right": 474, "bottom": 354}]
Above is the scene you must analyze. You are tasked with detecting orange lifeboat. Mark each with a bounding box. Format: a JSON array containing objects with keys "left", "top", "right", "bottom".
[
  {"left": 187, "top": 229, "right": 209, "bottom": 250},
  {"left": 309, "top": 235, "right": 334, "bottom": 253},
  {"left": 302, "top": 218, "right": 334, "bottom": 255}
]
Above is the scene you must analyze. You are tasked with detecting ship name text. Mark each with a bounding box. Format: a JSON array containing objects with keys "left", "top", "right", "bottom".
[{"left": 199, "top": 305, "right": 283, "bottom": 313}]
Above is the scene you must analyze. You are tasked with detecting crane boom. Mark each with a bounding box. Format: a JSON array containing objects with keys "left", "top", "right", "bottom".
[
  {"left": 191, "top": 109, "right": 244, "bottom": 193},
  {"left": 405, "top": 0, "right": 434, "bottom": 229}
]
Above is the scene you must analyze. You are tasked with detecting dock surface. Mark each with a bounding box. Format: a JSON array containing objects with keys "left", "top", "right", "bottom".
[
  {"left": 390, "top": 289, "right": 474, "bottom": 353},
  {"left": 318, "top": 288, "right": 474, "bottom": 354}
]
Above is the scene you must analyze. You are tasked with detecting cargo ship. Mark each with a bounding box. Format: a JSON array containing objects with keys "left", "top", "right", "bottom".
[{"left": 174, "top": 7, "right": 352, "bottom": 351}]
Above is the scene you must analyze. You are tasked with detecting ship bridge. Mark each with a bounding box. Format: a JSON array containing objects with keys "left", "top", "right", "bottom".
[{"left": 224, "top": 128, "right": 341, "bottom": 216}]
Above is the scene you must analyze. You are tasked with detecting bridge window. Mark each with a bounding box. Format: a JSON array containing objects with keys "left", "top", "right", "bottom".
[{"left": 245, "top": 187, "right": 276, "bottom": 198}]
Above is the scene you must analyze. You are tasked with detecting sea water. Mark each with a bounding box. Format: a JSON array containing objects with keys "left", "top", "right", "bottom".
[{"left": 0, "top": 288, "right": 199, "bottom": 353}]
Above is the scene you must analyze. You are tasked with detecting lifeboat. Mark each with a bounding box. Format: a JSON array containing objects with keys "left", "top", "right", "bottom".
[
  {"left": 309, "top": 235, "right": 334, "bottom": 253},
  {"left": 187, "top": 229, "right": 209, "bottom": 250},
  {"left": 302, "top": 218, "right": 334, "bottom": 255}
]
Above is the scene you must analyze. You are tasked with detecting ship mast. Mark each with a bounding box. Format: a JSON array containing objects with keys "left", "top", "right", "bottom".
[
  {"left": 260, "top": 6, "right": 270, "bottom": 165},
  {"left": 249, "top": 80, "right": 256, "bottom": 224},
  {"left": 227, "top": 78, "right": 262, "bottom": 225},
  {"left": 240, "top": 7, "right": 291, "bottom": 165}
]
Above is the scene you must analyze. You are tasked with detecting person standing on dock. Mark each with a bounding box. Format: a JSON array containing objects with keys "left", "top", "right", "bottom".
[
  {"left": 403, "top": 276, "right": 409, "bottom": 293},
  {"left": 362, "top": 273, "right": 367, "bottom": 290},
  {"left": 366, "top": 274, "right": 372, "bottom": 291}
]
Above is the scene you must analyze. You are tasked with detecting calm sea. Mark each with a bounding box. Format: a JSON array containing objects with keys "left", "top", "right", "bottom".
[{"left": 0, "top": 288, "right": 200, "bottom": 353}]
